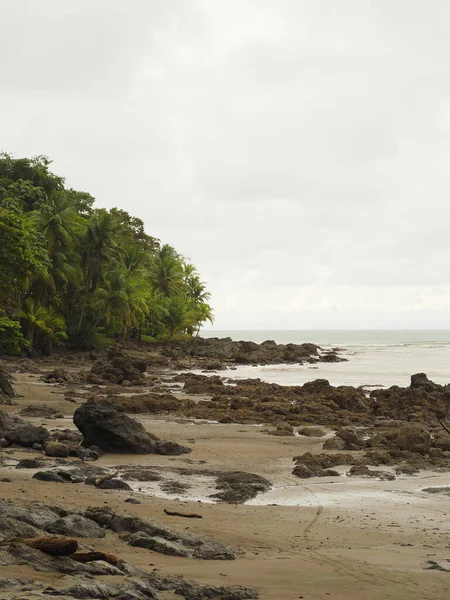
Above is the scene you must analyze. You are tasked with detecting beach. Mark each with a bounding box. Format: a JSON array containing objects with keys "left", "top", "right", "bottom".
[{"left": 1, "top": 339, "right": 450, "bottom": 599}]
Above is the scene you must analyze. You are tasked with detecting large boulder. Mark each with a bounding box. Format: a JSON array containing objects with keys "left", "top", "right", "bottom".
[
  {"left": 396, "top": 424, "right": 431, "bottom": 454},
  {"left": 73, "top": 401, "right": 191, "bottom": 455}
]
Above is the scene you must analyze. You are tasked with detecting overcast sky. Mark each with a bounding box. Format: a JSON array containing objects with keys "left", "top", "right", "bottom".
[{"left": 2, "top": 0, "right": 450, "bottom": 329}]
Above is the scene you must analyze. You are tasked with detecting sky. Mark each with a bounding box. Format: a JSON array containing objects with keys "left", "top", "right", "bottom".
[{"left": 1, "top": 0, "right": 450, "bottom": 330}]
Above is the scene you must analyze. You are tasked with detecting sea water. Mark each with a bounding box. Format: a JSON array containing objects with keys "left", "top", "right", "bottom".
[{"left": 200, "top": 329, "right": 450, "bottom": 387}]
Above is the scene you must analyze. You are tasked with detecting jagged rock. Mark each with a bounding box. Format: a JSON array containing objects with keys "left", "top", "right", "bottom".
[
  {"left": 46, "top": 514, "right": 106, "bottom": 538},
  {"left": 396, "top": 425, "right": 431, "bottom": 454},
  {"left": 4, "top": 423, "right": 50, "bottom": 447},
  {"left": 347, "top": 465, "right": 395, "bottom": 480},
  {"left": 73, "top": 401, "right": 191, "bottom": 455},
  {"left": 210, "top": 471, "right": 271, "bottom": 503},
  {"left": 88, "top": 349, "right": 147, "bottom": 385}
]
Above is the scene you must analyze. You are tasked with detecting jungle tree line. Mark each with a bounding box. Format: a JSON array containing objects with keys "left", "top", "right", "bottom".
[{"left": 0, "top": 153, "right": 213, "bottom": 354}]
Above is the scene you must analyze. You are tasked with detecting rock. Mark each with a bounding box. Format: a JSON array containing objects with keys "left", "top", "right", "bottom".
[
  {"left": 267, "top": 423, "right": 294, "bottom": 436},
  {"left": 32, "top": 470, "right": 81, "bottom": 484},
  {"left": 97, "top": 478, "right": 132, "bottom": 491},
  {"left": 0, "top": 438, "right": 10, "bottom": 447},
  {"left": 85, "top": 506, "right": 239, "bottom": 560},
  {"left": 73, "top": 401, "right": 191, "bottom": 455},
  {"left": 124, "top": 531, "right": 192, "bottom": 557},
  {"left": 348, "top": 465, "right": 395, "bottom": 480},
  {"left": 15, "top": 458, "right": 42, "bottom": 469},
  {"left": 433, "top": 434, "right": 450, "bottom": 451},
  {"left": 125, "top": 498, "right": 141, "bottom": 504},
  {"left": 297, "top": 427, "right": 327, "bottom": 437},
  {"left": 4, "top": 423, "right": 50, "bottom": 447},
  {"left": 210, "top": 471, "right": 271, "bottom": 503},
  {"left": 0, "top": 365, "right": 15, "bottom": 405},
  {"left": 44, "top": 441, "right": 71, "bottom": 458},
  {"left": 396, "top": 425, "right": 431, "bottom": 454},
  {"left": 46, "top": 514, "right": 106, "bottom": 538},
  {"left": 428, "top": 447, "right": 445, "bottom": 459},
  {"left": 323, "top": 436, "right": 346, "bottom": 450},
  {"left": 32, "top": 442, "right": 43, "bottom": 450},
  {"left": 88, "top": 349, "right": 147, "bottom": 385},
  {"left": 0, "top": 499, "right": 67, "bottom": 529},
  {"left": 19, "top": 404, "right": 59, "bottom": 417}
]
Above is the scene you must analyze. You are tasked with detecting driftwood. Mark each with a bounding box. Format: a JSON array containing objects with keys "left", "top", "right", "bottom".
[
  {"left": 0, "top": 536, "right": 78, "bottom": 556},
  {"left": 95, "top": 470, "right": 119, "bottom": 487},
  {"left": 70, "top": 550, "right": 120, "bottom": 566},
  {"left": 437, "top": 418, "right": 450, "bottom": 436},
  {"left": 164, "top": 508, "right": 202, "bottom": 519}
]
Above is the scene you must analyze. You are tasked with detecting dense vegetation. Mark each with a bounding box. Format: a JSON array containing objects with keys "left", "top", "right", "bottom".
[{"left": 0, "top": 153, "right": 213, "bottom": 355}]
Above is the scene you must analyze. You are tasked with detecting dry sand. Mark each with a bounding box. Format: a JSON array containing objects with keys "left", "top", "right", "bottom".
[{"left": 1, "top": 372, "right": 450, "bottom": 599}]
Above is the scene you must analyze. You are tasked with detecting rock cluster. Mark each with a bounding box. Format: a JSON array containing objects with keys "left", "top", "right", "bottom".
[{"left": 0, "top": 499, "right": 257, "bottom": 599}]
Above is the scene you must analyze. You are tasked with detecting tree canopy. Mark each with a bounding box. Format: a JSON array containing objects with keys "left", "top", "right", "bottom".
[{"left": 0, "top": 152, "right": 213, "bottom": 354}]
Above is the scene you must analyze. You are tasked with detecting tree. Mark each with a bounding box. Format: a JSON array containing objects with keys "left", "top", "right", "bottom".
[{"left": 0, "top": 207, "right": 49, "bottom": 313}]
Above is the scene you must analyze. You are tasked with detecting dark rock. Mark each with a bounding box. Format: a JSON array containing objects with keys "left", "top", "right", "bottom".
[
  {"left": 211, "top": 471, "right": 271, "bottom": 503},
  {"left": 0, "top": 365, "right": 15, "bottom": 405},
  {"left": 4, "top": 423, "right": 50, "bottom": 447},
  {"left": 73, "top": 401, "right": 191, "bottom": 455},
  {"left": 33, "top": 470, "right": 81, "bottom": 484},
  {"left": 15, "top": 458, "right": 42, "bottom": 469},
  {"left": 97, "top": 478, "right": 132, "bottom": 491},
  {"left": 297, "top": 427, "right": 327, "bottom": 437},
  {"left": 396, "top": 425, "right": 431, "bottom": 454}
]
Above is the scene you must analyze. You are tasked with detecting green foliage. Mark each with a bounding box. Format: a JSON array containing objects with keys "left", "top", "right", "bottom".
[
  {"left": 0, "top": 312, "right": 26, "bottom": 355},
  {"left": 0, "top": 153, "right": 214, "bottom": 355}
]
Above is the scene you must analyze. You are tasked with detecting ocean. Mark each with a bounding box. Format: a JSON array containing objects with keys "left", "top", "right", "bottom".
[{"left": 200, "top": 329, "right": 450, "bottom": 388}]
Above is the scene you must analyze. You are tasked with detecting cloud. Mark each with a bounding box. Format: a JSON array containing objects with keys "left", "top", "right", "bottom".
[{"left": 1, "top": 0, "right": 450, "bottom": 328}]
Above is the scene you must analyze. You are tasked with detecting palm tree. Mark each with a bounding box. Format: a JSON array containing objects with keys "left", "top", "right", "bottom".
[
  {"left": 162, "top": 295, "right": 197, "bottom": 338},
  {"left": 18, "top": 297, "right": 67, "bottom": 353},
  {"left": 91, "top": 269, "right": 149, "bottom": 342},
  {"left": 148, "top": 244, "right": 183, "bottom": 297},
  {"left": 28, "top": 190, "right": 83, "bottom": 255}
]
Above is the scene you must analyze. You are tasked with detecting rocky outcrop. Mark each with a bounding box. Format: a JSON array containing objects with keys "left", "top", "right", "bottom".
[
  {"left": 88, "top": 348, "right": 147, "bottom": 385},
  {"left": 73, "top": 400, "right": 191, "bottom": 455},
  {"left": 85, "top": 505, "right": 240, "bottom": 560},
  {"left": 371, "top": 373, "right": 450, "bottom": 422},
  {"left": 211, "top": 471, "right": 272, "bottom": 503}
]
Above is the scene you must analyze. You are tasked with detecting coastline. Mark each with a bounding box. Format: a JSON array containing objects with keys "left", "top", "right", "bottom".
[{"left": 1, "top": 339, "right": 450, "bottom": 599}]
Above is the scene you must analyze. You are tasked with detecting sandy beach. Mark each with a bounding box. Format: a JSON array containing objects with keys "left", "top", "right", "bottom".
[{"left": 1, "top": 367, "right": 449, "bottom": 599}]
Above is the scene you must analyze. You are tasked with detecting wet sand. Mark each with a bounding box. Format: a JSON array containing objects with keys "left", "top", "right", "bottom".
[{"left": 1, "top": 372, "right": 450, "bottom": 599}]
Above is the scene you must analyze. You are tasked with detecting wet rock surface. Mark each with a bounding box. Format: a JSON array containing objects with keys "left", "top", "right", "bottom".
[
  {"left": 87, "top": 348, "right": 147, "bottom": 385},
  {"left": 0, "top": 364, "right": 15, "bottom": 405}
]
